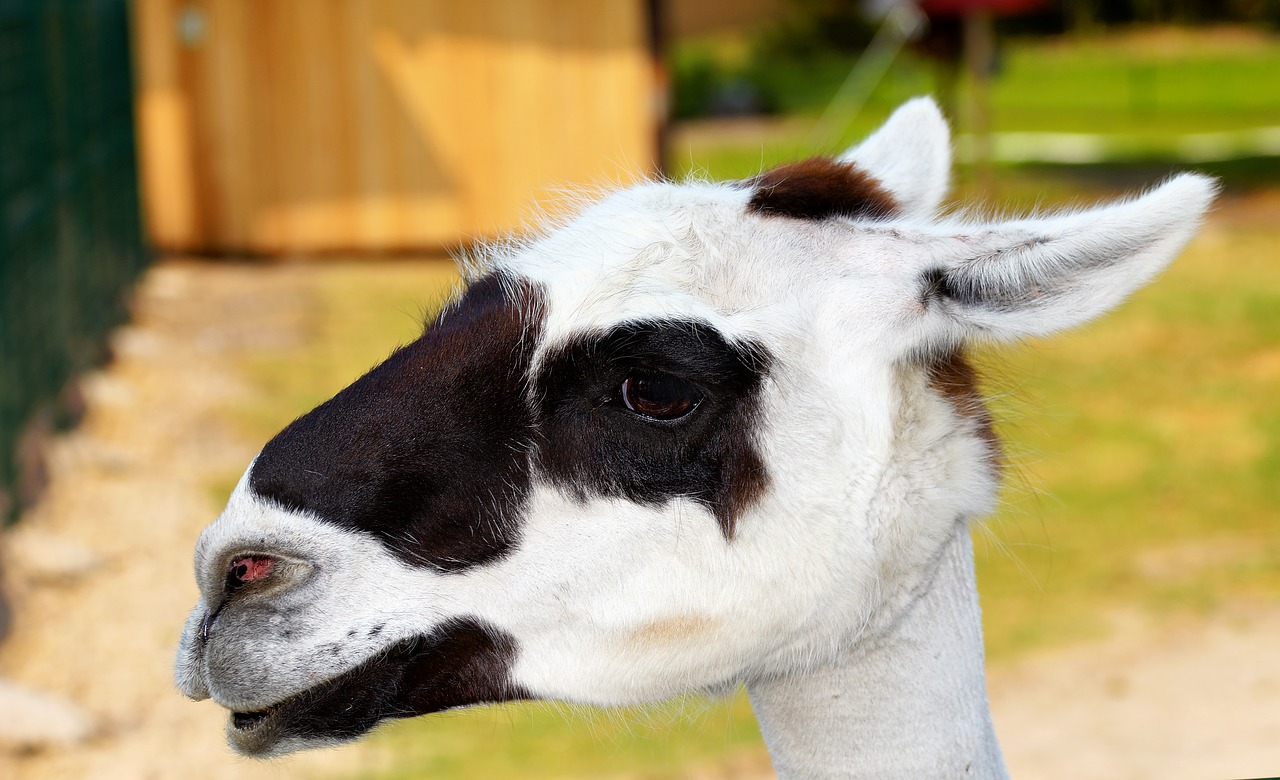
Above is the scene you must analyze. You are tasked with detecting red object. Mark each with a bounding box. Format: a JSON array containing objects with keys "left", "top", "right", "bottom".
[
  {"left": 230, "top": 555, "right": 275, "bottom": 584},
  {"left": 918, "top": 0, "right": 1043, "bottom": 16}
]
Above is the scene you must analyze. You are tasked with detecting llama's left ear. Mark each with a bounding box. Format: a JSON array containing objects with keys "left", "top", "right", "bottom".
[
  {"left": 840, "top": 97, "right": 951, "bottom": 218},
  {"left": 926, "top": 173, "right": 1219, "bottom": 341}
]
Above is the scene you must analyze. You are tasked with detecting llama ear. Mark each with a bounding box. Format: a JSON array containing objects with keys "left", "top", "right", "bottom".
[
  {"left": 928, "top": 174, "right": 1218, "bottom": 340},
  {"left": 839, "top": 97, "right": 951, "bottom": 218}
]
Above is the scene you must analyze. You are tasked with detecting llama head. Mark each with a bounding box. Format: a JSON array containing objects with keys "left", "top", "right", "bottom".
[{"left": 175, "top": 98, "right": 1216, "bottom": 756}]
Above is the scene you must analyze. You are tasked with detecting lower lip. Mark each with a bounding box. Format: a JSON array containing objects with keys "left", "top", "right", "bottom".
[{"left": 226, "top": 705, "right": 287, "bottom": 756}]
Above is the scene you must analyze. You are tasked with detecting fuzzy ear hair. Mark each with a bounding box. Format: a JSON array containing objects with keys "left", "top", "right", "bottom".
[
  {"left": 928, "top": 174, "right": 1219, "bottom": 340},
  {"left": 839, "top": 97, "right": 951, "bottom": 218}
]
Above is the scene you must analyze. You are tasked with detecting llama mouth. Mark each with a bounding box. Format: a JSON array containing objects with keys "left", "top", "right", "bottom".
[
  {"left": 225, "top": 699, "right": 298, "bottom": 756},
  {"left": 230, "top": 707, "right": 276, "bottom": 731},
  {"left": 222, "top": 644, "right": 409, "bottom": 757},
  {"left": 220, "top": 619, "right": 525, "bottom": 757}
]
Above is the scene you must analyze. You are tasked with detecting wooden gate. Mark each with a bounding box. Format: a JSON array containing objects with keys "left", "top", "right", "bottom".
[{"left": 132, "top": 0, "right": 659, "bottom": 254}]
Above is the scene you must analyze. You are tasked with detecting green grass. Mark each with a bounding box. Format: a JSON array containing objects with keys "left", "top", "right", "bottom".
[
  {"left": 353, "top": 696, "right": 765, "bottom": 780},
  {"left": 986, "top": 29, "right": 1280, "bottom": 134},
  {"left": 669, "top": 26, "right": 1280, "bottom": 180},
  {"left": 219, "top": 27, "right": 1280, "bottom": 779},
  {"left": 973, "top": 227, "right": 1280, "bottom": 658}
]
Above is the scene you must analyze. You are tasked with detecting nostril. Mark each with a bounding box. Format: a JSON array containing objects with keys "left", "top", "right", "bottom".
[
  {"left": 206, "top": 548, "right": 311, "bottom": 606},
  {"left": 226, "top": 554, "right": 275, "bottom": 593}
]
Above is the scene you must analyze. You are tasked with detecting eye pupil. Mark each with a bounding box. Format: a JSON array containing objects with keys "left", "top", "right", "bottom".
[{"left": 621, "top": 374, "right": 698, "bottom": 420}]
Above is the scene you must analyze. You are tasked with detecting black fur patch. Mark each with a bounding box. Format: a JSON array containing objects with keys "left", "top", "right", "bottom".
[
  {"left": 746, "top": 157, "right": 899, "bottom": 221},
  {"left": 248, "top": 274, "right": 544, "bottom": 572},
  {"left": 534, "top": 320, "right": 771, "bottom": 537},
  {"left": 919, "top": 267, "right": 955, "bottom": 307},
  {"left": 231, "top": 619, "right": 526, "bottom": 755}
]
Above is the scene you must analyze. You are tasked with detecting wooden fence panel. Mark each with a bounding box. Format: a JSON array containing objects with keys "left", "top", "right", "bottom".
[{"left": 133, "top": 0, "right": 658, "bottom": 254}]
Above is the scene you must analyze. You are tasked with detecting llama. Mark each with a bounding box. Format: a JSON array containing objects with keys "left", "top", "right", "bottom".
[{"left": 175, "top": 98, "right": 1215, "bottom": 777}]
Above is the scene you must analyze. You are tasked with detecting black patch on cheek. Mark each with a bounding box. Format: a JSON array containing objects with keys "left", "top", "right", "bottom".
[
  {"left": 535, "top": 320, "right": 771, "bottom": 537},
  {"left": 248, "top": 274, "right": 545, "bottom": 571},
  {"left": 397, "top": 619, "right": 527, "bottom": 715}
]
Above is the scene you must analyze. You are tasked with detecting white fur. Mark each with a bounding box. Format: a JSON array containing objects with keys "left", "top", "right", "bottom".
[
  {"left": 839, "top": 97, "right": 952, "bottom": 218},
  {"left": 176, "top": 97, "right": 1215, "bottom": 776}
]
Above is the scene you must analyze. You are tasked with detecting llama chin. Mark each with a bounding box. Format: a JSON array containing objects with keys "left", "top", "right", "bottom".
[{"left": 175, "top": 97, "right": 1216, "bottom": 777}]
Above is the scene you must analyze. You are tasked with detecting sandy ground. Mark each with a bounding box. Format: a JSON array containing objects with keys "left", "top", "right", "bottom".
[
  {"left": 1, "top": 255, "right": 1277, "bottom": 780},
  {"left": 991, "top": 607, "right": 1280, "bottom": 779},
  {"left": 0, "top": 262, "right": 371, "bottom": 780}
]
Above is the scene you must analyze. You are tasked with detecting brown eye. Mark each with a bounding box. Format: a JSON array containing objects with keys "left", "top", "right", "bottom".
[{"left": 620, "top": 374, "right": 700, "bottom": 420}]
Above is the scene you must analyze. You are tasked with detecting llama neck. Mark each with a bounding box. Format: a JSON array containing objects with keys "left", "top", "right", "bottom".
[{"left": 746, "top": 524, "right": 1007, "bottom": 779}]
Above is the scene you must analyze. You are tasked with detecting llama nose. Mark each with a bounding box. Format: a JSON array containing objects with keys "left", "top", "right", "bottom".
[
  {"left": 195, "top": 549, "right": 315, "bottom": 644},
  {"left": 192, "top": 555, "right": 273, "bottom": 647}
]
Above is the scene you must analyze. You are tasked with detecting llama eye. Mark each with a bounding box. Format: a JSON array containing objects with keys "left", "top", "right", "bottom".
[{"left": 620, "top": 374, "right": 700, "bottom": 420}]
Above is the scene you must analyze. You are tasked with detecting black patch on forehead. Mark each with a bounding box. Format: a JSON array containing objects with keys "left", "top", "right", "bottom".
[
  {"left": 535, "top": 320, "right": 771, "bottom": 537},
  {"left": 248, "top": 273, "right": 544, "bottom": 572},
  {"left": 745, "top": 157, "right": 899, "bottom": 222}
]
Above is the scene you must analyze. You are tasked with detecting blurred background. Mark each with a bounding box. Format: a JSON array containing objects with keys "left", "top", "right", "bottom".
[{"left": 1, "top": 1, "right": 1277, "bottom": 778}]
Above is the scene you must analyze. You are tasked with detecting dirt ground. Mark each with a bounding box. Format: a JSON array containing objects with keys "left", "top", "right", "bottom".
[
  {"left": 0, "top": 262, "right": 376, "bottom": 780},
  {"left": 1, "top": 240, "right": 1278, "bottom": 779}
]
